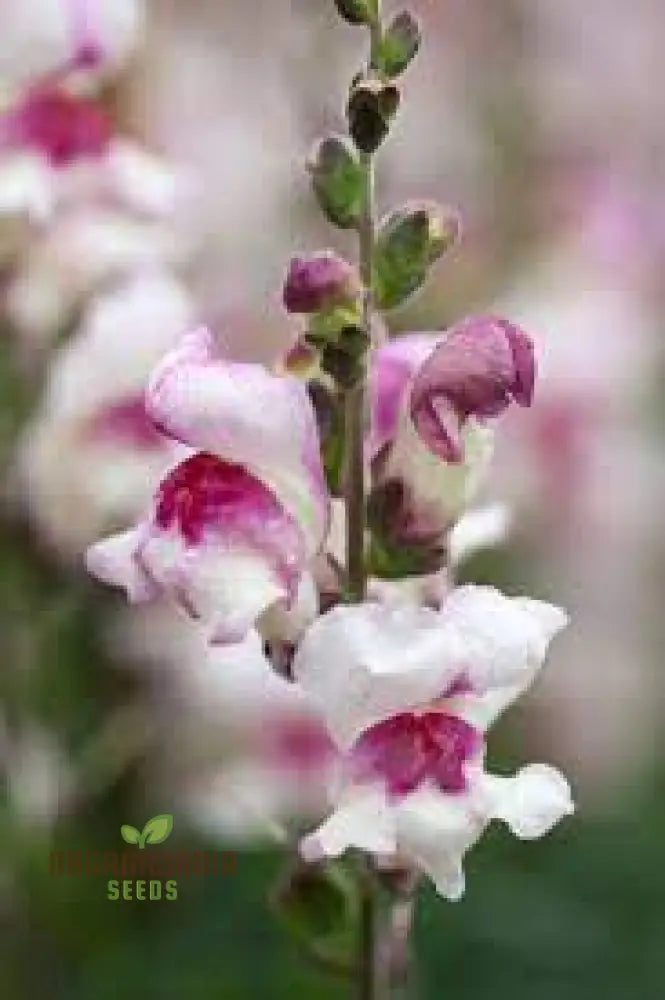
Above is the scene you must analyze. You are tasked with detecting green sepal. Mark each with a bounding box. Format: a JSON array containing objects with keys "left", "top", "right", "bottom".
[
  {"left": 307, "top": 135, "right": 365, "bottom": 229},
  {"left": 374, "top": 202, "right": 460, "bottom": 310},
  {"left": 376, "top": 10, "right": 422, "bottom": 78}
]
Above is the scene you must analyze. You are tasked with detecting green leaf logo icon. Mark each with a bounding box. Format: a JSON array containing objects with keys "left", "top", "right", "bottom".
[
  {"left": 120, "top": 815, "right": 173, "bottom": 849},
  {"left": 142, "top": 814, "right": 173, "bottom": 846}
]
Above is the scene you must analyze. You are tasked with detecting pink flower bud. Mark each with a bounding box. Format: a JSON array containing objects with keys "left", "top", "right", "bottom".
[
  {"left": 283, "top": 251, "right": 360, "bottom": 314},
  {"left": 410, "top": 316, "right": 535, "bottom": 463}
]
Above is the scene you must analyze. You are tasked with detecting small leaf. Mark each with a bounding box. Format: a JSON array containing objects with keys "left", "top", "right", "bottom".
[
  {"left": 377, "top": 10, "right": 422, "bottom": 78},
  {"left": 141, "top": 814, "right": 173, "bottom": 846},
  {"left": 374, "top": 202, "right": 460, "bottom": 310},
  {"left": 120, "top": 824, "right": 141, "bottom": 846},
  {"left": 307, "top": 136, "right": 364, "bottom": 229}
]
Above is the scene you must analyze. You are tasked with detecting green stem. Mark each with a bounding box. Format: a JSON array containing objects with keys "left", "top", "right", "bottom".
[
  {"left": 358, "top": 862, "right": 380, "bottom": 1000},
  {"left": 343, "top": 8, "right": 391, "bottom": 1000}
]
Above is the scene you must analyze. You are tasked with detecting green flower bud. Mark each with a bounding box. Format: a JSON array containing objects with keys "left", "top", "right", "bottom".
[
  {"left": 346, "top": 76, "right": 400, "bottom": 154},
  {"left": 374, "top": 200, "right": 461, "bottom": 310},
  {"left": 333, "top": 0, "right": 378, "bottom": 25},
  {"left": 377, "top": 10, "right": 422, "bottom": 78},
  {"left": 307, "top": 135, "right": 364, "bottom": 229}
]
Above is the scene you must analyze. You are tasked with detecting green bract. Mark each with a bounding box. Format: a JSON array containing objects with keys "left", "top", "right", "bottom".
[
  {"left": 374, "top": 202, "right": 459, "bottom": 309},
  {"left": 307, "top": 136, "right": 365, "bottom": 229},
  {"left": 376, "top": 10, "right": 421, "bottom": 78},
  {"left": 333, "top": 0, "right": 378, "bottom": 26}
]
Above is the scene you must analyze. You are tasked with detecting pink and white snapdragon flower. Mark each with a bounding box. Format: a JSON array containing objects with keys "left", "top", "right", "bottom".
[
  {"left": 87, "top": 327, "right": 329, "bottom": 644},
  {"left": 294, "top": 585, "right": 573, "bottom": 900},
  {"left": 369, "top": 316, "right": 534, "bottom": 543}
]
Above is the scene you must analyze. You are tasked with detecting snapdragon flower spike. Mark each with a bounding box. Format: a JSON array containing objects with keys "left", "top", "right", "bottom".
[
  {"left": 294, "top": 586, "right": 574, "bottom": 901},
  {"left": 86, "top": 327, "right": 329, "bottom": 644},
  {"left": 368, "top": 317, "right": 535, "bottom": 542}
]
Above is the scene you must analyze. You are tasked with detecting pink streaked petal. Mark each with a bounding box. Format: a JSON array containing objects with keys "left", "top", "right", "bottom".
[
  {"left": 85, "top": 527, "right": 157, "bottom": 603},
  {"left": 368, "top": 333, "right": 439, "bottom": 457},
  {"left": 410, "top": 316, "right": 536, "bottom": 461},
  {"left": 153, "top": 452, "right": 305, "bottom": 589},
  {"left": 146, "top": 328, "right": 328, "bottom": 554}
]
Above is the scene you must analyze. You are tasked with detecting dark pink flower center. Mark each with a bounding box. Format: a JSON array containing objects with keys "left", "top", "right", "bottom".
[
  {"left": 9, "top": 89, "right": 112, "bottom": 167},
  {"left": 154, "top": 453, "right": 304, "bottom": 594},
  {"left": 85, "top": 396, "right": 165, "bottom": 450},
  {"left": 351, "top": 711, "right": 481, "bottom": 799}
]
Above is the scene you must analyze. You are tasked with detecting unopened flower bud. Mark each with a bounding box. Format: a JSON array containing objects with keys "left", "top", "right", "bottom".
[
  {"left": 307, "top": 135, "right": 364, "bottom": 229},
  {"left": 333, "top": 0, "right": 378, "bottom": 25},
  {"left": 377, "top": 10, "right": 422, "bottom": 78},
  {"left": 347, "top": 77, "right": 400, "bottom": 155},
  {"left": 283, "top": 251, "right": 360, "bottom": 315},
  {"left": 375, "top": 201, "right": 461, "bottom": 310},
  {"left": 410, "top": 316, "right": 535, "bottom": 463}
]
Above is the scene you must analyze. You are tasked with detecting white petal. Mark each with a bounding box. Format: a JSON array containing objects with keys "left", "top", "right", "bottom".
[
  {"left": 383, "top": 411, "right": 494, "bottom": 529},
  {"left": 300, "top": 783, "right": 397, "bottom": 862},
  {"left": 293, "top": 602, "right": 466, "bottom": 750},
  {"left": 448, "top": 502, "right": 512, "bottom": 567},
  {"left": 85, "top": 527, "right": 156, "bottom": 602},
  {"left": 0, "top": 152, "right": 53, "bottom": 223},
  {"left": 479, "top": 764, "right": 574, "bottom": 840},
  {"left": 139, "top": 530, "right": 284, "bottom": 644},
  {"left": 103, "top": 140, "right": 182, "bottom": 218},
  {"left": 394, "top": 785, "right": 486, "bottom": 901},
  {"left": 439, "top": 585, "right": 568, "bottom": 727},
  {"left": 258, "top": 571, "right": 318, "bottom": 643}
]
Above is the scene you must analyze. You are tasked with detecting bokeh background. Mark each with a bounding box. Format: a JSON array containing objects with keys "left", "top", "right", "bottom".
[{"left": 2, "top": 0, "right": 665, "bottom": 997}]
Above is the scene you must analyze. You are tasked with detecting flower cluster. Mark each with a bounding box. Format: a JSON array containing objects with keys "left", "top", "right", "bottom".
[
  {"left": 85, "top": 305, "right": 573, "bottom": 894},
  {"left": 5, "top": 0, "right": 573, "bottom": 904}
]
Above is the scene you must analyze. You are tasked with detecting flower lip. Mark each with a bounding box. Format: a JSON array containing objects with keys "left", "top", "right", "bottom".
[
  {"left": 351, "top": 711, "right": 482, "bottom": 799},
  {"left": 410, "top": 316, "right": 536, "bottom": 462},
  {"left": 154, "top": 452, "right": 299, "bottom": 554}
]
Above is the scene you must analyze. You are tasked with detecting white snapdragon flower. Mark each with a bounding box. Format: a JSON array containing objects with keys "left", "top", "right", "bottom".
[{"left": 294, "top": 586, "right": 573, "bottom": 900}]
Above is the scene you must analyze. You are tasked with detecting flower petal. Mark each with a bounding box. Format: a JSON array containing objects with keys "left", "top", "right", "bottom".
[
  {"left": 138, "top": 529, "right": 285, "bottom": 645},
  {"left": 368, "top": 333, "right": 438, "bottom": 458},
  {"left": 293, "top": 602, "right": 466, "bottom": 749},
  {"left": 300, "top": 783, "right": 397, "bottom": 862},
  {"left": 85, "top": 527, "right": 156, "bottom": 602},
  {"left": 146, "top": 328, "right": 328, "bottom": 554},
  {"left": 394, "top": 785, "right": 486, "bottom": 901},
  {"left": 410, "top": 316, "right": 536, "bottom": 463},
  {"left": 438, "top": 585, "right": 568, "bottom": 728},
  {"left": 479, "top": 764, "right": 574, "bottom": 839},
  {"left": 448, "top": 502, "right": 512, "bottom": 567}
]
